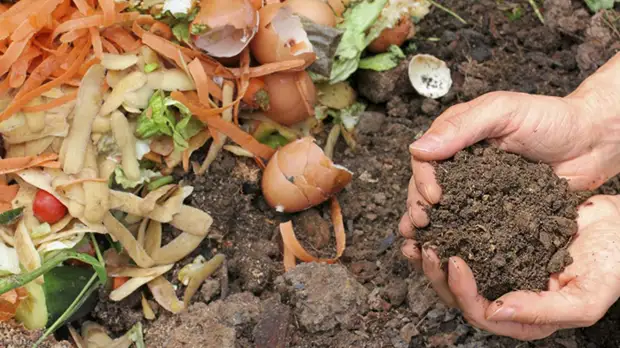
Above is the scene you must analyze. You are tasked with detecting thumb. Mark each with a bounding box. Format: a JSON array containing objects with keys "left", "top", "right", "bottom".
[
  {"left": 410, "top": 92, "right": 516, "bottom": 161},
  {"left": 484, "top": 287, "right": 606, "bottom": 327}
]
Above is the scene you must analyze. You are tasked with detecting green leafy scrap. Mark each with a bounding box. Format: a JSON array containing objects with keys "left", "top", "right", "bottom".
[
  {"left": 330, "top": 0, "right": 388, "bottom": 83},
  {"left": 583, "top": 0, "right": 618, "bottom": 12},
  {"left": 358, "top": 45, "right": 406, "bottom": 71},
  {"left": 135, "top": 90, "right": 204, "bottom": 150}
]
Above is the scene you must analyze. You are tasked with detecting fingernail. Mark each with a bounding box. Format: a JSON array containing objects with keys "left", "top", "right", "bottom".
[
  {"left": 448, "top": 257, "right": 459, "bottom": 281},
  {"left": 487, "top": 306, "right": 516, "bottom": 321},
  {"left": 401, "top": 245, "right": 416, "bottom": 259},
  {"left": 410, "top": 134, "right": 442, "bottom": 153},
  {"left": 420, "top": 184, "right": 435, "bottom": 203}
]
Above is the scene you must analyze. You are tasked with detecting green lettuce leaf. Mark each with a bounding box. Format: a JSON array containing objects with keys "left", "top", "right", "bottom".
[
  {"left": 329, "top": 0, "right": 388, "bottom": 83},
  {"left": 114, "top": 167, "right": 162, "bottom": 189},
  {"left": 172, "top": 22, "right": 191, "bottom": 45},
  {"left": 136, "top": 90, "right": 204, "bottom": 150},
  {"left": 583, "top": 0, "right": 617, "bottom": 12},
  {"left": 359, "top": 45, "right": 405, "bottom": 71}
]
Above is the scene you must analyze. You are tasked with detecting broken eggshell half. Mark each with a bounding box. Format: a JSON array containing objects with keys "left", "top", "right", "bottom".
[
  {"left": 191, "top": 0, "right": 259, "bottom": 58},
  {"left": 261, "top": 137, "right": 353, "bottom": 213},
  {"left": 408, "top": 54, "right": 452, "bottom": 99},
  {"left": 250, "top": 3, "right": 316, "bottom": 65}
]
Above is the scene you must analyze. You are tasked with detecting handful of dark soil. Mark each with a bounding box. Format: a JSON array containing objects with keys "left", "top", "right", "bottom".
[{"left": 416, "top": 144, "right": 580, "bottom": 300}]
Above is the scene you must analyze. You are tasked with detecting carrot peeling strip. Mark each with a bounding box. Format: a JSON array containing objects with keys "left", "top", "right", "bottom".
[
  {"left": 0, "top": 153, "right": 60, "bottom": 175},
  {"left": 51, "top": 11, "right": 138, "bottom": 41},
  {"left": 9, "top": 60, "right": 29, "bottom": 88},
  {"left": 0, "top": 184, "right": 19, "bottom": 205},
  {"left": 71, "top": 0, "right": 93, "bottom": 15},
  {"left": 100, "top": 37, "right": 119, "bottom": 54},
  {"left": 280, "top": 197, "right": 346, "bottom": 271},
  {"left": 1, "top": 39, "right": 89, "bottom": 120},
  {"left": 188, "top": 58, "right": 211, "bottom": 107},
  {"left": 172, "top": 92, "right": 275, "bottom": 159},
  {"left": 0, "top": 78, "right": 10, "bottom": 96},
  {"left": 55, "top": 177, "right": 107, "bottom": 191},
  {"left": 60, "top": 29, "right": 88, "bottom": 43},
  {"left": 141, "top": 32, "right": 192, "bottom": 73},
  {"left": 149, "top": 22, "right": 172, "bottom": 40},
  {"left": 0, "top": 36, "right": 34, "bottom": 77},
  {"left": 78, "top": 57, "right": 100, "bottom": 75},
  {"left": 52, "top": 0, "right": 72, "bottom": 19},
  {"left": 100, "top": 0, "right": 116, "bottom": 26},
  {"left": 22, "top": 90, "right": 77, "bottom": 112},
  {"left": 89, "top": 27, "right": 103, "bottom": 58},
  {"left": 102, "top": 26, "right": 141, "bottom": 52}
]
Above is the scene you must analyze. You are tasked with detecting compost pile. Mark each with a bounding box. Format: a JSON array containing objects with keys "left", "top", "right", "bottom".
[{"left": 417, "top": 144, "right": 581, "bottom": 300}]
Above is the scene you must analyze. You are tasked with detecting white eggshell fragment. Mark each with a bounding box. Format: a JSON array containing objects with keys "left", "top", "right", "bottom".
[{"left": 408, "top": 54, "right": 452, "bottom": 99}]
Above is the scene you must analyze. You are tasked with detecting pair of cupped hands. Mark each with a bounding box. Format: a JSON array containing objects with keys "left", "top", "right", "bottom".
[{"left": 400, "top": 54, "right": 620, "bottom": 340}]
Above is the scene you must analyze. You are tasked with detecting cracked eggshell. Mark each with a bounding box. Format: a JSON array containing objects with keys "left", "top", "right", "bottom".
[
  {"left": 261, "top": 137, "right": 353, "bottom": 213},
  {"left": 408, "top": 54, "right": 452, "bottom": 99},
  {"left": 263, "top": 70, "right": 316, "bottom": 126},
  {"left": 287, "top": 0, "right": 336, "bottom": 27},
  {"left": 368, "top": 16, "right": 414, "bottom": 53},
  {"left": 192, "top": 0, "right": 259, "bottom": 58},
  {"left": 250, "top": 3, "right": 315, "bottom": 65}
]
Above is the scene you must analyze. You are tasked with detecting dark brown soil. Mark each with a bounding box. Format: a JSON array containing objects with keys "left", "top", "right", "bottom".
[{"left": 416, "top": 144, "right": 580, "bottom": 300}]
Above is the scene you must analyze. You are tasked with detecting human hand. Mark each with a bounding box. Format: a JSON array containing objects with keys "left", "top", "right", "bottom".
[
  {"left": 406, "top": 195, "right": 620, "bottom": 340},
  {"left": 400, "top": 89, "right": 620, "bottom": 256}
]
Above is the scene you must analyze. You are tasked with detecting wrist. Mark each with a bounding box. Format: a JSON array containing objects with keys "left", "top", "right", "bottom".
[
  {"left": 566, "top": 52, "right": 620, "bottom": 125},
  {"left": 565, "top": 53, "right": 620, "bottom": 182}
]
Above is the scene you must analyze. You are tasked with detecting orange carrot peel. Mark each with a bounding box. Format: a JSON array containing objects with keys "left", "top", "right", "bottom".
[{"left": 280, "top": 197, "right": 346, "bottom": 272}]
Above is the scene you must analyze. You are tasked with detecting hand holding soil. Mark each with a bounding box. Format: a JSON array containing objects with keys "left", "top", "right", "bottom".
[
  {"left": 400, "top": 52, "right": 620, "bottom": 339},
  {"left": 414, "top": 195, "right": 620, "bottom": 341}
]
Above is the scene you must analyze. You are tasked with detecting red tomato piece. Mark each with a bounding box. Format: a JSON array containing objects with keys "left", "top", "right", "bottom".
[{"left": 32, "top": 189, "right": 67, "bottom": 224}]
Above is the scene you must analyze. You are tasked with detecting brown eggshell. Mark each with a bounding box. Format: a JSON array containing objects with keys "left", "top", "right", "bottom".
[
  {"left": 192, "top": 0, "right": 259, "bottom": 57},
  {"left": 261, "top": 137, "right": 353, "bottom": 213},
  {"left": 193, "top": 0, "right": 257, "bottom": 29},
  {"left": 261, "top": 150, "right": 310, "bottom": 212},
  {"left": 250, "top": 3, "right": 316, "bottom": 65},
  {"left": 263, "top": 71, "right": 316, "bottom": 126},
  {"left": 367, "top": 16, "right": 414, "bottom": 54},
  {"left": 287, "top": 0, "right": 336, "bottom": 27}
]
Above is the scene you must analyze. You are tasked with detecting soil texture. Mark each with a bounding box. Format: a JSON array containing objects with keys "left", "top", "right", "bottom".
[{"left": 416, "top": 144, "right": 580, "bottom": 300}]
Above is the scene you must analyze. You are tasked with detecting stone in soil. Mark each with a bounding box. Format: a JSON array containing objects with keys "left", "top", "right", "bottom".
[
  {"left": 145, "top": 292, "right": 260, "bottom": 348},
  {"left": 417, "top": 144, "right": 580, "bottom": 299},
  {"left": 275, "top": 263, "right": 369, "bottom": 333},
  {"left": 355, "top": 56, "right": 414, "bottom": 104}
]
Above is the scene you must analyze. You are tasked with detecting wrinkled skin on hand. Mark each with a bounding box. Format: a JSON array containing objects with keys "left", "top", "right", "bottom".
[
  {"left": 400, "top": 52, "right": 620, "bottom": 340},
  {"left": 407, "top": 195, "right": 620, "bottom": 340}
]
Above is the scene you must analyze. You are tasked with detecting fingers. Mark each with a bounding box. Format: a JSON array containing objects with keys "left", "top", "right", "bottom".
[
  {"left": 412, "top": 158, "right": 441, "bottom": 204},
  {"left": 401, "top": 239, "right": 422, "bottom": 271},
  {"left": 404, "top": 174, "right": 431, "bottom": 233},
  {"left": 409, "top": 92, "right": 516, "bottom": 162},
  {"left": 399, "top": 213, "right": 416, "bottom": 239},
  {"left": 422, "top": 248, "right": 457, "bottom": 307},
  {"left": 447, "top": 257, "right": 558, "bottom": 340},
  {"left": 484, "top": 287, "right": 607, "bottom": 327},
  {"left": 576, "top": 195, "right": 620, "bottom": 229}
]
